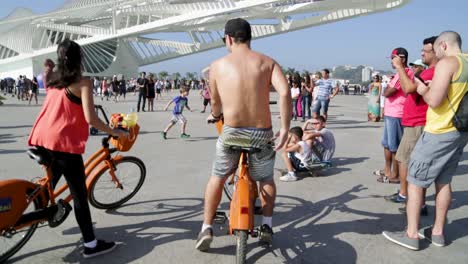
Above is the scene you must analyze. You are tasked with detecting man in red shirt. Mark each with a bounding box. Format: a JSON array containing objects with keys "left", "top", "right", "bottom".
[{"left": 383, "top": 37, "right": 439, "bottom": 211}]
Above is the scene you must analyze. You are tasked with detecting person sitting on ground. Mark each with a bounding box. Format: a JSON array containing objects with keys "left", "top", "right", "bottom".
[
  {"left": 280, "top": 126, "right": 313, "bottom": 182},
  {"left": 302, "top": 116, "right": 335, "bottom": 164}
]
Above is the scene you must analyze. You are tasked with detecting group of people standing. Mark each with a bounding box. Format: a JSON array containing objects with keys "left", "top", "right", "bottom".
[
  {"left": 375, "top": 31, "right": 468, "bottom": 251},
  {"left": 0, "top": 75, "right": 39, "bottom": 105},
  {"left": 289, "top": 69, "right": 340, "bottom": 122},
  {"left": 93, "top": 75, "right": 128, "bottom": 102},
  {"left": 367, "top": 59, "right": 430, "bottom": 122}
]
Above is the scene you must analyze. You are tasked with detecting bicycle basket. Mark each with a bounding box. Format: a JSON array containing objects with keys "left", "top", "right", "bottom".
[{"left": 110, "top": 123, "right": 140, "bottom": 152}]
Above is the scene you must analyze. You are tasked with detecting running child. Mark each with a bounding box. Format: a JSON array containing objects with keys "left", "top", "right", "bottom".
[{"left": 161, "top": 87, "right": 193, "bottom": 139}]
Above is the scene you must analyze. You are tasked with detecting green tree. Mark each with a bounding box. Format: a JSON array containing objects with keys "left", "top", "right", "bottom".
[
  {"left": 281, "top": 66, "right": 287, "bottom": 75},
  {"left": 286, "top": 67, "right": 296, "bottom": 76},
  {"left": 185, "top": 72, "right": 195, "bottom": 80},
  {"left": 158, "top": 71, "right": 169, "bottom": 80}
]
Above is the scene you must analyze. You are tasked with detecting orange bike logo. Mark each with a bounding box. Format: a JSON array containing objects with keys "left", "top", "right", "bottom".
[{"left": 0, "top": 198, "right": 12, "bottom": 213}]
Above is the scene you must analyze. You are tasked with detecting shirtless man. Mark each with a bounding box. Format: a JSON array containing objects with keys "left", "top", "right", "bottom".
[{"left": 196, "top": 18, "right": 291, "bottom": 251}]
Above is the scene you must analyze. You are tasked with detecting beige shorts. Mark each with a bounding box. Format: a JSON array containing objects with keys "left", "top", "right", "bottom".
[{"left": 395, "top": 126, "right": 424, "bottom": 164}]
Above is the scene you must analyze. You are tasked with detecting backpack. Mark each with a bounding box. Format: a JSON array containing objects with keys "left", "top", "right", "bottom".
[{"left": 448, "top": 91, "right": 468, "bottom": 132}]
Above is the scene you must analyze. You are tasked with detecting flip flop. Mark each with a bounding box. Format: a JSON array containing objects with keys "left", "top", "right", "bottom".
[
  {"left": 373, "top": 169, "right": 386, "bottom": 177},
  {"left": 377, "top": 175, "right": 400, "bottom": 184}
]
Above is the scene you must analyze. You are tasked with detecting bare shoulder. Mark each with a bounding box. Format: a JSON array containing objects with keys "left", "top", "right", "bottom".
[
  {"left": 78, "top": 77, "right": 93, "bottom": 88},
  {"left": 252, "top": 50, "right": 275, "bottom": 65},
  {"left": 436, "top": 56, "right": 459, "bottom": 73},
  {"left": 209, "top": 56, "right": 228, "bottom": 75}
]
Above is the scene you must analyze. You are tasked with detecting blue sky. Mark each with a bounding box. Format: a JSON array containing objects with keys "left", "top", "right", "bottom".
[{"left": 1, "top": 0, "right": 467, "bottom": 75}]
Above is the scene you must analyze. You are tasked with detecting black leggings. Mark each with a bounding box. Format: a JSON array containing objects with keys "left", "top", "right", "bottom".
[{"left": 49, "top": 150, "right": 95, "bottom": 243}]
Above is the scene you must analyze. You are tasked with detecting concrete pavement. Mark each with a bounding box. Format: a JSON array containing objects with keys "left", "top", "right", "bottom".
[{"left": 0, "top": 91, "right": 467, "bottom": 264}]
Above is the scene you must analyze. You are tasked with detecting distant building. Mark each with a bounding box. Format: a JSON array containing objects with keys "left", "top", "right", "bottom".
[{"left": 362, "top": 66, "right": 374, "bottom": 82}]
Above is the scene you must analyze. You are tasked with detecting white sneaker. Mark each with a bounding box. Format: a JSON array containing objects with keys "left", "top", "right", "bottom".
[{"left": 279, "top": 173, "right": 298, "bottom": 182}]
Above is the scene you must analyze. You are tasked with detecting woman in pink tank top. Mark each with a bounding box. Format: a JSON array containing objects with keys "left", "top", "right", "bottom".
[{"left": 28, "top": 39, "right": 125, "bottom": 258}]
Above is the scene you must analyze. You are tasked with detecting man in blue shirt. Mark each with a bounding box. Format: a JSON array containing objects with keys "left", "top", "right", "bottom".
[
  {"left": 311, "top": 69, "right": 339, "bottom": 120},
  {"left": 161, "top": 87, "right": 193, "bottom": 139}
]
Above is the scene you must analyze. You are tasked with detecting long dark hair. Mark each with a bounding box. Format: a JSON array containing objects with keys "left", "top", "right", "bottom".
[{"left": 48, "top": 39, "right": 83, "bottom": 89}]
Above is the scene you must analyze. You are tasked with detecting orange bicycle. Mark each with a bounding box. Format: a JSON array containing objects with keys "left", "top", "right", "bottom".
[
  {"left": 209, "top": 118, "right": 266, "bottom": 264},
  {"left": 0, "top": 124, "right": 145, "bottom": 263}
]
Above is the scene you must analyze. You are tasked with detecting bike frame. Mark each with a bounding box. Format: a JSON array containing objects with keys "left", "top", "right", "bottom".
[
  {"left": 229, "top": 152, "right": 257, "bottom": 234},
  {"left": 230, "top": 152, "right": 263, "bottom": 238},
  {"left": 10, "top": 140, "right": 125, "bottom": 230}
]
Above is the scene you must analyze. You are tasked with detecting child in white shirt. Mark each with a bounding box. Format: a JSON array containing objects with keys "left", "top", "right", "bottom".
[{"left": 280, "top": 126, "right": 312, "bottom": 182}]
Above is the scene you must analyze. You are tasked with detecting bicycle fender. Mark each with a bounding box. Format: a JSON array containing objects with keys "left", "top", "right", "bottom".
[
  {"left": 229, "top": 178, "right": 253, "bottom": 232},
  {"left": 0, "top": 179, "right": 45, "bottom": 231}
]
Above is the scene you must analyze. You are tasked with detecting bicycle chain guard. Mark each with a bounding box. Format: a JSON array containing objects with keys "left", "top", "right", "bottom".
[{"left": 48, "top": 199, "right": 72, "bottom": 228}]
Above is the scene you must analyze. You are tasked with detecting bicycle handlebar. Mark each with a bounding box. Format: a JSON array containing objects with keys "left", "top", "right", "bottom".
[
  {"left": 102, "top": 127, "right": 129, "bottom": 148},
  {"left": 207, "top": 119, "right": 220, "bottom": 124}
]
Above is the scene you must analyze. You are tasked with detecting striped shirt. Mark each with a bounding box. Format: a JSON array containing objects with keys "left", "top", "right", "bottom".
[{"left": 315, "top": 79, "right": 336, "bottom": 98}]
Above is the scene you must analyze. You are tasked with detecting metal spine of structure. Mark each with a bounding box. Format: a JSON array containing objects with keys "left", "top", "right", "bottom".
[{"left": 0, "top": 0, "right": 410, "bottom": 78}]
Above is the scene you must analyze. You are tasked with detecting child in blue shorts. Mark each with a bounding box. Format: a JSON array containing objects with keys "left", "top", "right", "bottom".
[{"left": 161, "top": 87, "right": 193, "bottom": 139}]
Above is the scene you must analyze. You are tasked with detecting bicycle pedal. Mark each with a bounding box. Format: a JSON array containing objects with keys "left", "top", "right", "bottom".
[
  {"left": 214, "top": 211, "right": 227, "bottom": 224},
  {"left": 48, "top": 199, "right": 72, "bottom": 228},
  {"left": 254, "top": 206, "right": 263, "bottom": 215}
]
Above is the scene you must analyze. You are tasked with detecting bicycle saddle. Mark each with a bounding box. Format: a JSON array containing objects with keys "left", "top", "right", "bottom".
[
  {"left": 27, "top": 147, "right": 52, "bottom": 166},
  {"left": 228, "top": 145, "right": 262, "bottom": 154}
]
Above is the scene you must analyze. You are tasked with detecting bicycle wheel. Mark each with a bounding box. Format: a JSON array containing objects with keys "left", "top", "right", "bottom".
[
  {"left": 235, "top": 230, "right": 248, "bottom": 264},
  {"left": 89, "top": 156, "right": 146, "bottom": 210},
  {"left": 0, "top": 195, "right": 40, "bottom": 263},
  {"left": 223, "top": 174, "right": 238, "bottom": 201}
]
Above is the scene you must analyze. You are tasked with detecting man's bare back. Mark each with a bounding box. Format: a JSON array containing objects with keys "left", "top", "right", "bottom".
[{"left": 209, "top": 47, "right": 280, "bottom": 128}]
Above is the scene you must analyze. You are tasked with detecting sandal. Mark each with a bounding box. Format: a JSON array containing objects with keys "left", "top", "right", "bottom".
[
  {"left": 373, "top": 169, "right": 386, "bottom": 177},
  {"left": 377, "top": 175, "right": 400, "bottom": 184}
]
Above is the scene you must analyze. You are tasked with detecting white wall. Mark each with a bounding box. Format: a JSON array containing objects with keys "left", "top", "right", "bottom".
[{"left": 0, "top": 58, "right": 33, "bottom": 79}]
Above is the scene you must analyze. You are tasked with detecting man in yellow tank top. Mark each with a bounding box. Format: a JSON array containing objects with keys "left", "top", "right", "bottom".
[{"left": 383, "top": 31, "right": 468, "bottom": 250}]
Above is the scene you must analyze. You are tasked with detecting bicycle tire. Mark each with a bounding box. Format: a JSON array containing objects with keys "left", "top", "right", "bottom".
[
  {"left": 0, "top": 194, "right": 40, "bottom": 263},
  {"left": 223, "top": 174, "right": 238, "bottom": 201},
  {"left": 235, "top": 230, "right": 248, "bottom": 264},
  {"left": 89, "top": 156, "right": 146, "bottom": 210}
]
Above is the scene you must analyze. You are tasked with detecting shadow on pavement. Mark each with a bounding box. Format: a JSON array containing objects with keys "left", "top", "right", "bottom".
[
  {"left": 0, "top": 149, "right": 26, "bottom": 155},
  {"left": 7, "top": 198, "right": 204, "bottom": 263},
  {"left": 319, "top": 156, "right": 369, "bottom": 177},
  {"left": 138, "top": 130, "right": 164, "bottom": 135},
  {"left": 212, "top": 184, "right": 407, "bottom": 263},
  {"left": 8, "top": 188, "right": 468, "bottom": 264},
  {"left": 0, "top": 133, "right": 25, "bottom": 145},
  {"left": 0, "top": 125, "right": 32, "bottom": 129}
]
